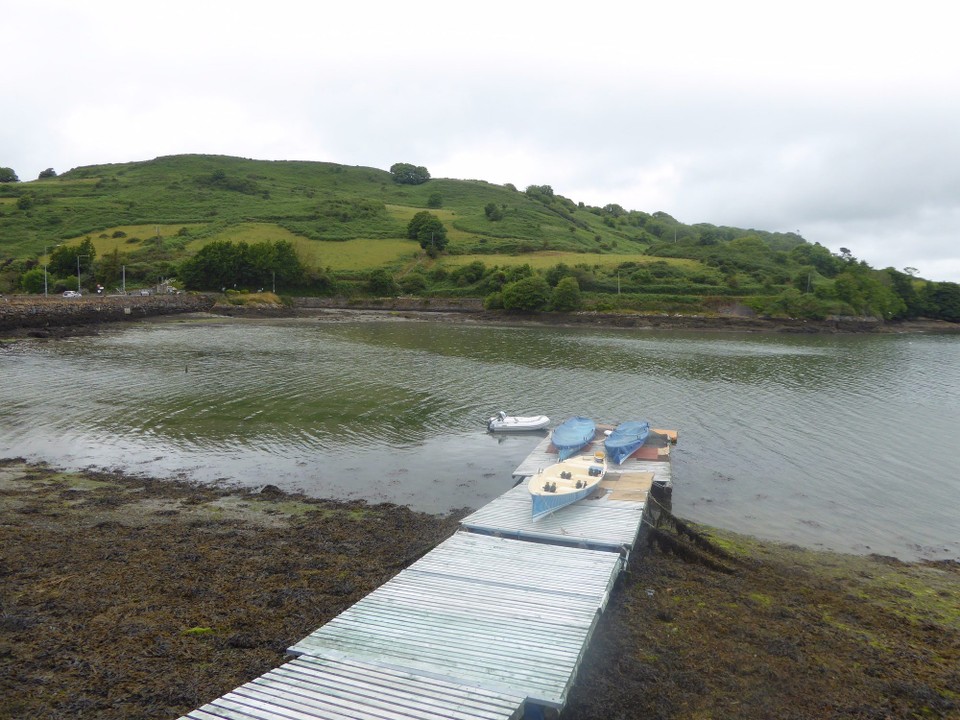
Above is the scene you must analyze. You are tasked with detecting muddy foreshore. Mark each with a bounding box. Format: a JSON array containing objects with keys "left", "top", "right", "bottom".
[{"left": 1, "top": 461, "right": 957, "bottom": 720}]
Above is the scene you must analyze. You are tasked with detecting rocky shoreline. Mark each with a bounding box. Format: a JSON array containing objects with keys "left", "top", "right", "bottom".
[
  {"left": 2, "top": 461, "right": 957, "bottom": 719},
  {"left": 0, "top": 293, "right": 218, "bottom": 336}
]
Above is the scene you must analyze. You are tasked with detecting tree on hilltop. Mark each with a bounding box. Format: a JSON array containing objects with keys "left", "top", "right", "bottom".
[
  {"left": 524, "top": 184, "right": 554, "bottom": 201},
  {"left": 0, "top": 167, "right": 19, "bottom": 183},
  {"left": 390, "top": 163, "right": 430, "bottom": 185}
]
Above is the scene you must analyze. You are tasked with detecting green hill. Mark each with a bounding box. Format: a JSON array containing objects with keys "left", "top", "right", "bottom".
[{"left": 0, "top": 154, "right": 956, "bottom": 321}]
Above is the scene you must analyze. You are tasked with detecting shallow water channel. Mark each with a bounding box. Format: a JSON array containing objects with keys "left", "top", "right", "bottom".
[{"left": 2, "top": 315, "right": 957, "bottom": 561}]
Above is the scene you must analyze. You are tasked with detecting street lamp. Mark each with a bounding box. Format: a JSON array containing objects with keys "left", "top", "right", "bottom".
[
  {"left": 76, "top": 254, "right": 89, "bottom": 293},
  {"left": 42, "top": 244, "right": 61, "bottom": 297}
]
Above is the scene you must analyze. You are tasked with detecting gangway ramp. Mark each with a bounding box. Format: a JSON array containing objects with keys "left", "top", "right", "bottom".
[
  {"left": 178, "top": 654, "right": 525, "bottom": 720},
  {"left": 288, "top": 531, "right": 623, "bottom": 709}
]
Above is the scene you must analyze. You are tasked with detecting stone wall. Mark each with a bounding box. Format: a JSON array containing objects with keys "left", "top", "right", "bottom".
[
  {"left": 293, "top": 296, "right": 485, "bottom": 312},
  {"left": 0, "top": 294, "right": 218, "bottom": 331}
]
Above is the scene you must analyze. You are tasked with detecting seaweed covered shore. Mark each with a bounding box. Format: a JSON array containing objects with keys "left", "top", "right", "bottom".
[{"left": 1, "top": 461, "right": 958, "bottom": 719}]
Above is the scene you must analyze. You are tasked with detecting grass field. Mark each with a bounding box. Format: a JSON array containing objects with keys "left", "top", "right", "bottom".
[
  {"left": 75, "top": 225, "right": 202, "bottom": 257},
  {"left": 384, "top": 204, "right": 487, "bottom": 246},
  {"left": 440, "top": 252, "right": 705, "bottom": 272},
  {"left": 59, "top": 222, "right": 421, "bottom": 272}
]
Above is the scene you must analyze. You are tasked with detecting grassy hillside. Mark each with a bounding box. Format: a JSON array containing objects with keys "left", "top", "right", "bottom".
[
  {"left": 0, "top": 154, "right": 675, "bottom": 256},
  {"left": 0, "top": 154, "right": 953, "bottom": 321}
]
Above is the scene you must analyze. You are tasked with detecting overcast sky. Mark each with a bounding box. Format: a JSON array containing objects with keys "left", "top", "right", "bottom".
[{"left": 5, "top": 0, "right": 959, "bottom": 282}]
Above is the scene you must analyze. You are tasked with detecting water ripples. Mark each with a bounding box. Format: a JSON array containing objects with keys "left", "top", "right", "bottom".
[{"left": 1, "top": 319, "right": 958, "bottom": 560}]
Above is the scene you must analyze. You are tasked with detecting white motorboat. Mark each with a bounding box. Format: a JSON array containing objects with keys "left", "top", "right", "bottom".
[{"left": 487, "top": 411, "right": 550, "bottom": 432}]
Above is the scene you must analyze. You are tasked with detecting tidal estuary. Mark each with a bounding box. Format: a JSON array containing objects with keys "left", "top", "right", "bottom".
[{"left": 1, "top": 315, "right": 957, "bottom": 561}]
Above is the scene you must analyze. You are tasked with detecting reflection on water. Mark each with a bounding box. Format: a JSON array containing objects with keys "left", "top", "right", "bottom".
[{"left": 1, "top": 316, "right": 957, "bottom": 561}]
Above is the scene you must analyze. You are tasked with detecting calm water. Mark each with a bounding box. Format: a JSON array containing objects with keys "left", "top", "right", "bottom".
[{"left": 1, "top": 316, "right": 957, "bottom": 561}]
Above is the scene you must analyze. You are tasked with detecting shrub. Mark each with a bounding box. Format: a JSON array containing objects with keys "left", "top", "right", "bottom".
[
  {"left": 484, "top": 291, "right": 504, "bottom": 309},
  {"left": 484, "top": 202, "right": 503, "bottom": 221},
  {"left": 400, "top": 273, "right": 427, "bottom": 294},
  {"left": 367, "top": 269, "right": 398, "bottom": 296},
  {"left": 502, "top": 275, "right": 551, "bottom": 311},
  {"left": 551, "top": 276, "right": 583, "bottom": 311},
  {"left": 450, "top": 260, "right": 486, "bottom": 285}
]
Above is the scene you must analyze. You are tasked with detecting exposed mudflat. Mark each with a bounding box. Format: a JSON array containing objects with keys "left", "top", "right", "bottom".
[{"left": 1, "top": 461, "right": 958, "bottom": 720}]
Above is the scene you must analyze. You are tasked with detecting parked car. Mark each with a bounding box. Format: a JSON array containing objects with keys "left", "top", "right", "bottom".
[{"left": 63, "top": 290, "right": 82, "bottom": 298}]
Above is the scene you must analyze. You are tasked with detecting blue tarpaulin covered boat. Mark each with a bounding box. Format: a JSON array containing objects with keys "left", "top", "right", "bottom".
[
  {"left": 551, "top": 416, "right": 596, "bottom": 460},
  {"left": 604, "top": 420, "right": 651, "bottom": 464}
]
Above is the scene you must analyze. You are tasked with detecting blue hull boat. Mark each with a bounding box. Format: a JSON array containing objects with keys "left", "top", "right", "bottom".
[
  {"left": 604, "top": 420, "right": 651, "bottom": 464},
  {"left": 551, "top": 416, "right": 596, "bottom": 460}
]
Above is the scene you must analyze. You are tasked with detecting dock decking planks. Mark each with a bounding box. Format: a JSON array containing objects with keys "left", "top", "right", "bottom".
[
  {"left": 178, "top": 654, "right": 525, "bottom": 720},
  {"left": 178, "top": 423, "right": 678, "bottom": 719},
  {"left": 288, "top": 532, "right": 622, "bottom": 708}
]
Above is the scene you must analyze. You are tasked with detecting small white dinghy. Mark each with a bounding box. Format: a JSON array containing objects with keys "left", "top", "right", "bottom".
[{"left": 487, "top": 411, "right": 550, "bottom": 432}]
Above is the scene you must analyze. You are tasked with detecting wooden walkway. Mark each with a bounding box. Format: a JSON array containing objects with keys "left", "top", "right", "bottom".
[
  {"left": 178, "top": 425, "right": 677, "bottom": 720},
  {"left": 180, "top": 654, "right": 525, "bottom": 720},
  {"left": 289, "top": 532, "right": 622, "bottom": 709}
]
